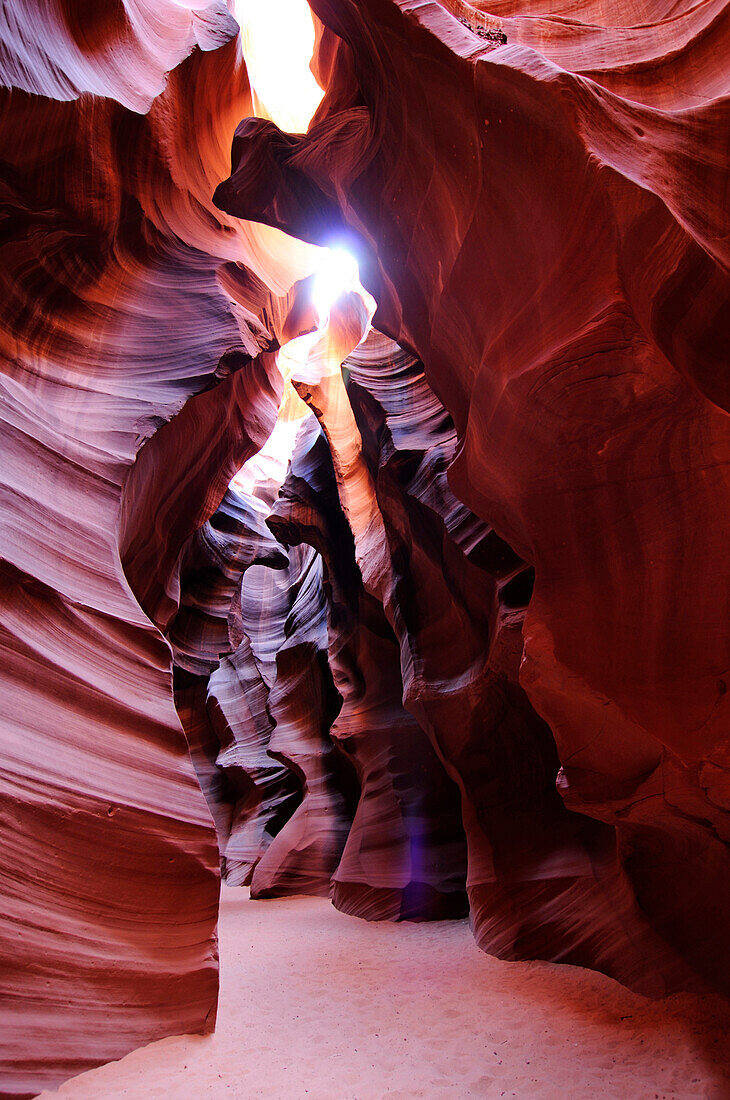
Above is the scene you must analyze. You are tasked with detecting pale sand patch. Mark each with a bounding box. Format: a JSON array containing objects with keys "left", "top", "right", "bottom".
[{"left": 39, "top": 885, "right": 730, "bottom": 1099}]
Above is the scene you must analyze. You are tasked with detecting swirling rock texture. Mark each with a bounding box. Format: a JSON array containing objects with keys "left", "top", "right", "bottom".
[
  {"left": 166, "top": 484, "right": 300, "bottom": 889},
  {"left": 341, "top": 331, "right": 679, "bottom": 992},
  {"left": 269, "top": 415, "right": 469, "bottom": 920},
  {"left": 216, "top": 0, "right": 730, "bottom": 998},
  {"left": 159, "top": 413, "right": 358, "bottom": 899},
  {"left": 0, "top": 3, "right": 314, "bottom": 1097},
  {"left": 246, "top": 544, "right": 352, "bottom": 900},
  {"left": 2, "top": 0, "right": 729, "bottom": 1095},
  {"left": 207, "top": 631, "right": 301, "bottom": 887},
  {"left": 230, "top": 523, "right": 352, "bottom": 899}
]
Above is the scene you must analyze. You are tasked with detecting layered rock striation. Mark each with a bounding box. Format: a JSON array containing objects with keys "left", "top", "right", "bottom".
[
  {"left": 1, "top": 0, "right": 729, "bottom": 1094},
  {"left": 216, "top": 0, "right": 730, "bottom": 995},
  {"left": 0, "top": 5, "right": 312, "bottom": 1096},
  {"left": 269, "top": 414, "right": 470, "bottom": 921}
]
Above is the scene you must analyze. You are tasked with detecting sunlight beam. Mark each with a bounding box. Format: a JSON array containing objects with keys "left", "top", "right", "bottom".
[{"left": 233, "top": 0, "right": 324, "bottom": 133}]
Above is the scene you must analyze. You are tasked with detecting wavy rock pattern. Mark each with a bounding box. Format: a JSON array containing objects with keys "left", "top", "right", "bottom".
[
  {"left": 237, "top": 534, "right": 353, "bottom": 899},
  {"left": 163, "top": 434, "right": 356, "bottom": 899},
  {"left": 248, "top": 544, "right": 353, "bottom": 899},
  {"left": 342, "top": 331, "right": 684, "bottom": 992},
  {"left": 167, "top": 484, "right": 300, "bottom": 888},
  {"left": 208, "top": 632, "right": 301, "bottom": 886},
  {"left": 2, "top": 0, "right": 729, "bottom": 1093},
  {"left": 217, "top": 0, "right": 730, "bottom": 994},
  {"left": 269, "top": 416, "right": 469, "bottom": 921},
  {"left": 0, "top": 7, "right": 310, "bottom": 1097}
]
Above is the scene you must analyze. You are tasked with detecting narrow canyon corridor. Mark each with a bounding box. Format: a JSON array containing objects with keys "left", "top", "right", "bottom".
[
  {"left": 39, "top": 888, "right": 730, "bottom": 1100},
  {"left": 2, "top": 0, "right": 730, "bottom": 1096}
]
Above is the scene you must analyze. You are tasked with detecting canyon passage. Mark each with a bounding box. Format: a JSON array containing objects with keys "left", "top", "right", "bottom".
[{"left": 1, "top": 0, "right": 729, "bottom": 1098}]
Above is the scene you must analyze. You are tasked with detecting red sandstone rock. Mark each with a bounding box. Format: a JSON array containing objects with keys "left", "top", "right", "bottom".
[
  {"left": 215, "top": 0, "right": 730, "bottom": 994},
  {"left": 268, "top": 416, "right": 469, "bottom": 921},
  {"left": 341, "top": 330, "right": 687, "bottom": 992},
  {"left": 163, "top": 437, "right": 356, "bottom": 899},
  {"left": 250, "top": 633, "right": 351, "bottom": 899},
  {"left": 2, "top": 0, "right": 730, "bottom": 1094},
  {"left": 0, "top": 10, "right": 307, "bottom": 1097},
  {"left": 237, "top": 536, "right": 353, "bottom": 899},
  {"left": 166, "top": 485, "right": 300, "bottom": 887}
]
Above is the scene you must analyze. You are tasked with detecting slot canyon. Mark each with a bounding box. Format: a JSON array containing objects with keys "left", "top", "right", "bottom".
[{"left": 1, "top": 0, "right": 729, "bottom": 1097}]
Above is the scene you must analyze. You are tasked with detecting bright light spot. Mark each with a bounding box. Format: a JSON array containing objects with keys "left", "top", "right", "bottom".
[
  {"left": 276, "top": 329, "right": 319, "bottom": 422},
  {"left": 276, "top": 247, "right": 365, "bottom": 395},
  {"left": 311, "top": 248, "right": 361, "bottom": 330},
  {"left": 234, "top": 0, "right": 324, "bottom": 133},
  {"left": 225, "top": 8, "right": 374, "bottom": 490},
  {"left": 232, "top": 246, "right": 371, "bottom": 490},
  {"left": 230, "top": 417, "right": 303, "bottom": 497}
]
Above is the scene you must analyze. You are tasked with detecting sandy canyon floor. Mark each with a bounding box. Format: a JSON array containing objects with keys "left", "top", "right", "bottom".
[{"left": 39, "top": 885, "right": 730, "bottom": 1099}]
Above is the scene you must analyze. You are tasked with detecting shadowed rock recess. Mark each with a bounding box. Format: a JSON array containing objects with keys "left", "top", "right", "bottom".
[{"left": 0, "top": 0, "right": 728, "bottom": 1096}]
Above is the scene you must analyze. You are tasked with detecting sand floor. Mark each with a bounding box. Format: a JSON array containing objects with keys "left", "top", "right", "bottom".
[{"left": 39, "top": 885, "right": 730, "bottom": 1099}]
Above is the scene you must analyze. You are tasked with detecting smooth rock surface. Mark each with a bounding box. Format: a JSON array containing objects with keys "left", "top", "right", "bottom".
[
  {"left": 0, "top": 8, "right": 316, "bottom": 1095},
  {"left": 3, "top": 0, "right": 730, "bottom": 1093},
  {"left": 215, "top": 0, "right": 730, "bottom": 995}
]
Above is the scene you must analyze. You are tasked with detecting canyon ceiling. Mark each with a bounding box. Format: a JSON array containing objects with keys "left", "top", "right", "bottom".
[{"left": 0, "top": 0, "right": 729, "bottom": 1097}]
